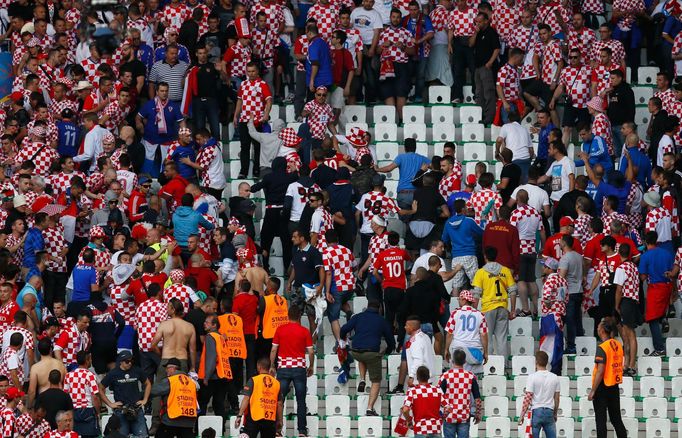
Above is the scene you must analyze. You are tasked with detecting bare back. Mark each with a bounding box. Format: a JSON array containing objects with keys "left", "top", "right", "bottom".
[
  {"left": 158, "top": 317, "right": 195, "bottom": 360},
  {"left": 31, "top": 357, "right": 66, "bottom": 393},
  {"left": 242, "top": 266, "right": 268, "bottom": 293}
]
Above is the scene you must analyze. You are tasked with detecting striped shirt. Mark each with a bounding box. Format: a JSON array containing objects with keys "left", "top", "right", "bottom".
[{"left": 148, "top": 60, "right": 189, "bottom": 102}]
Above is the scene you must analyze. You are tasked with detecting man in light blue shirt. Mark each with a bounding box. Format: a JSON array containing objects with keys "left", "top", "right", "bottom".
[{"left": 375, "top": 138, "right": 430, "bottom": 209}]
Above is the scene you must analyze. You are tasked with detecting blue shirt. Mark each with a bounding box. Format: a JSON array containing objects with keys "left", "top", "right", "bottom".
[
  {"left": 136, "top": 44, "right": 155, "bottom": 74},
  {"left": 402, "top": 15, "right": 434, "bottom": 59},
  {"left": 575, "top": 135, "right": 613, "bottom": 173},
  {"left": 306, "top": 36, "right": 333, "bottom": 87},
  {"left": 154, "top": 45, "right": 191, "bottom": 64},
  {"left": 538, "top": 123, "right": 556, "bottom": 161},
  {"left": 72, "top": 264, "right": 98, "bottom": 302},
  {"left": 639, "top": 246, "right": 674, "bottom": 284},
  {"left": 22, "top": 227, "right": 44, "bottom": 269},
  {"left": 595, "top": 180, "right": 631, "bottom": 215},
  {"left": 663, "top": 16, "right": 682, "bottom": 49},
  {"left": 17, "top": 284, "right": 41, "bottom": 321},
  {"left": 446, "top": 191, "right": 472, "bottom": 215},
  {"left": 137, "top": 99, "right": 184, "bottom": 144},
  {"left": 56, "top": 120, "right": 79, "bottom": 157},
  {"left": 618, "top": 147, "right": 652, "bottom": 189},
  {"left": 394, "top": 152, "right": 431, "bottom": 191},
  {"left": 170, "top": 144, "right": 197, "bottom": 179},
  {"left": 340, "top": 308, "right": 395, "bottom": 353}
]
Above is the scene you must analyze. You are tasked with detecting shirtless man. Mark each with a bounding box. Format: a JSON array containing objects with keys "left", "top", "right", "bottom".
[
  {"left": 28, "top": 338, "right": 66, "bottom": 408},
  {"left": 238, "top": 265, "right": 268, "bottom": 294}
]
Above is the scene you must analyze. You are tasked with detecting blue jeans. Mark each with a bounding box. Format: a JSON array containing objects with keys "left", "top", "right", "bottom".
[
  {"left": 114, "top": 408, "right": 148, "bottom": 438},
  {"left": 444, "top": 421, "right": 470, "bottom": 438},
  {"left": 193, "top": 97, "right": 221, "bottom": 139},
  {"left": 327, "top": 287, "right": 353, "bottom": 322},
  {"left": 650, "top": 318, "right": 665, "bottom": 352},
  {"left": 531, "top": 407, "right": 556, "bottom": 438},
  {"left": 611, "top": 125, "right": 624, "bottom": 158},
  {"left": 566, "top": 293, "right": 584, "bottom": 350},
  {"left": 416, "top": 434, "right": 442, "bottom": 438},
  {"left": 512, "top": 158, "right": 532, "bottom": 184},
  {"left": 277, "top": 367, "right": 307, "bottom": 433},
  {"left": 500, "top": 103, "right": 519, "bottom": 125}
]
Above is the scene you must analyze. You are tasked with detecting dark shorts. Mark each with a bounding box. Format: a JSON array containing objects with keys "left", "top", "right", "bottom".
[
  {"left": 522, "top": 79, "right": 552, "bottom": 104},
  {"left": 380, "top": 62, "right": 410, "bottom": 99},
  {"left": 562, "top": 105, "right": 591, "bottom": 128},
  {"left": 519, "top": 254, "right": 537, "bottom": 282},
  {"left": 619, "top": 298, "right": 643, "bottom": 329},
  {"left": 327, "top": 288, "right": 353, "bottom": 322},
  {"left": 351, "top": 350, "right": 383, "bottom": 383}
]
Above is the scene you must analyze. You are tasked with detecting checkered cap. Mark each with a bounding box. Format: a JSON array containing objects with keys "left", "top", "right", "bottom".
[
  {"left": 178, "top": 127, "right": 191, "bottom": 136},
  {"left": 164, "top": 26, "right": 179, "bottom": 39},
  {"left": 459, "top": 289, "right": 475, "bottom": 303},
  {"left": 30, "top": 125, "right": 47, "bottom": 138},
  {"left": 89, "top": 225, "right": 106, "bottom": 239},
  {"left": 278, "top": 127, "right": 302, "bottom": 147},
  {"left": 236, "top": 247, "right": 254, "bottom": 260},
  {"left": 229, "top": 216, "right": 240, "bottom": 227},
  {"left": 102, "top": 132, "right": 115, "bottom": 144},
  {"left": 347, "top": 126, "right": 369, "bottom": 147},
  {"left": 587, "top": 96, "right": 605, "bottom": 112},
  {"left": 26, "top": 37, "right": 39, "bottom": 47},
  {"left": 170, "top": 269, "right": 185, "bottom": 283}
]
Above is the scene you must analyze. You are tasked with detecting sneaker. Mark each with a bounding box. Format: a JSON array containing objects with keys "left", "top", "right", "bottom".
[
  {"left": 357, "top": 380, "right": 366, "bottom": 393},
  {"left": 237, "top": 173, "right": 246, "bottom": 179},
  {"left": 668, "top": 308, "right": 676, "bottom": 318},
  {"left": 624, "top": 368, "right": 637, "bottom": 377},
  {"left": 365, "top": 409, "right": 380, "bottom": 416},
  {"left": 387, "top": 384, "right": 404, "bottom": 394},
  {"left": 451, "top": 98, "right": 462, "bottom": 104},
  {"left": 662, "top": 319, "right": 670, "bottom": 333},
  {"left": 650, "top": 350, "right": 666, "bottom": 357}
]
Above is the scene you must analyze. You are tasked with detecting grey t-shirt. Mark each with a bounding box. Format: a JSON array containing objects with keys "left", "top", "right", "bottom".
[{"left": 559, "top": 250, "right": 583, "bottom": 295}]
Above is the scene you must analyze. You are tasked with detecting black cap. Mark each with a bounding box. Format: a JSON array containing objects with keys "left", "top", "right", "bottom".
[
  {"left": 164, "top": 358, "right": 182, "bottom": 368},
  {"left": 61, "top": 108, "right": 75, "bottom": 119},
  {"left": 44, "top": 317, "right": 60, "bottom": 327},
  {"left": 371, "top": 174, "right": 385, "bottom": 187},
  {"left": 117, "top": 350, "right": 133, "bottom": 361}
]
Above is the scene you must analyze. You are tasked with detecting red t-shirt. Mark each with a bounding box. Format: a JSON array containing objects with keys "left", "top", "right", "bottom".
[
  {"left": 128, "top": 273, "right": 169, "bottom": 305},
  {"left": 331, "top": 47, "right": 354, "bottom": 87},
  {"left": 613, "top": 234, "right": 640, "bottom": 258},
  {"left": 0, "top": 301, "right": 19, "bottom": 333},
  {"left": 373, "top": 247, "right": 410, "bottom": 290},
  {"left": 583, "top": 233, "right": 606, "bottom": 268},
  {"left": 184, "top": 266, "right": 217, "bottom": 294},
  {"left": 542, "top": 232, "right": 583, "bottom": 260},
  {"left": 161, "top": 175, "right": 189, "bottom": 207},
  {"left": 232, "top": 292, "right": 259, "bottom": 336},
  {"left": 272, "top": 322, "right": 313, "bottom": 359}
]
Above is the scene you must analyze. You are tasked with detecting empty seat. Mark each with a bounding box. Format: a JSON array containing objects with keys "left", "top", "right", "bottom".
[
  {"left": 431, "top": 105, "right": 454, "bottom": 124},
  {"left": 670, "top": 319, "right": 682, "bottom": 337},
  {"left": 575, "top": 336, "right": 596, "bottom": 356},
  {"left": 461, "top": 123, "right": 485, "bottom": 142},
  {"left": 558, "top": 376, "right": 570, "bottom": 396},
  {"left": 343, "top": 105, "right": 367, "bottom": 123},
  {"left": 638, "top": 66, "right": 659, "bottom": 85},
  {"left": 357, "top": 416, "right": 384, "bottom": 437},
  {"left": 325, "top": 395, "right": 351, "bottom": 416},
  {"left": 352, "top": 296, "right": 368, "bottom": 314},
  {"left": 556, "top": 417, "right": 575, "bottom": 438},
  {"left": 634, "top": 107, "right": 650, "bottom": 127},
  {"left": 619, "top": 376, "right": 634, "bottom": 397},
  {"left": 481, "top": 375, "right": 507, "bottom": 397},
  {"left": 463, "top": 142, "right": 488, "bottom": 161},
  {"left": 636, "top": 322, "right": 651, "bottom": 337},
  {"left": 285, "top": 104, "right": 297, "bottom": 122},
  {"left": 670, "top": 357, "right": 682, "bottom": 378},
  {"left": 484, "top": 355, "right": 505, "bottom": 375},
  {"left": 306, "top": 375, "right": 318, "bottom": 396},
  {"left": 324, "top": 374, "right": 348, "bottom": 395},
  {"left": 484, "top": 396, "right": 509, "bottom": 417},
  {"left": 373, "top": 105, "right": 396, "bottom": 124},
  {"left": 433, "top": 123, "right": 456, "bottom": 142},
  {"left": 513, "top": 375, "right": 527, "bottom": 397},
  {"left": 291, "top": 395, "right": 319, "bottom": 416},
  {"left": 640, "top": 376, "right": 665, "bottom": 397},
  {"left": 198, "top": 416, "right": 223, "bottom": 437},
  {"left": 324, "top": 354, "right": 342, "bottom": 374},
  {"left": 403, "top": 106, "right": 425, "bottom": 124},
  {"left": 387, "top": 354, "right": 402, "bottom": 375},
  {"left": 667, "top": 337, "right": 682, "bottom": 357},
  {"left": 403, "top": 123, "right": 427, "bottom": 141},
  {"left": 638, "top": 356, "right": 662, "bottom": 377},
  {"left": 620, "top": 396, "right": 636, "bottom": 418},
  {"left": 646, "top": 418, "right": 671, "bottom": 438},
  {"left": 376, "top": 142, "right": 399, "bottom": 161},
  {"left": 374, "top": 123, "right": 398, "bottom": 141},
  {"left": 580, "top": 417, "right": 596, "bottom": 438},
  {"left": 576, "top": 376, "right": 592, "bottom": 398},
  {"left": 511, "top": 356, "right": 535, "bottom": 376},
  {"left": 510, "top": 336, "right": 534, "bottom": 356},
  {"left": 304, "top": 416, "right": 319, "bottom": 437},
  {"left": 356, "top": 394, "right": 383, "bottom": 414},
  {"left": 579, "top": 397, "right": 595, "bottom": 417},
  {"left": 485, "top": 417, "right": 511, "bottom": 437},
  {"left": 459, "top": 106, "right": 483, "bottom": 124},
  {"left": 637, "top": 336, "right": 655, "bottom": 357},
  {"left": 463, "top": 85, "right": 475, "bottom": 103},
  {"left": 558, "top": 395, "right": 572, "bottom": 418},
  {"left": 675, "top": 397, "right": 682, "bottom": 419},
  {"left": 325, "top": 416, "right": 351, "bottom": 437},
  {"left": 429, "top": 85, "right": 451, "bottom": 104},
  {"left": 389, "top": 395, "right": 406, "bottom": 416},
  {"left": 643, "top": 396, "right": 668, "bottom": 418},
  {"left": 384, "top": 180, "right": 398, "bottom": 198},
  {"left": 574, "top": 356, "right": 594, "bottom": 376},
  {"left": 509, "top": 317, "right": 532, "bottom": 337}
]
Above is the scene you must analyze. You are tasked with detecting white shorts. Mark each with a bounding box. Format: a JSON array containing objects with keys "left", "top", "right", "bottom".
[{"left": 330, "top": 87, "right": 345, "bottom": 109}]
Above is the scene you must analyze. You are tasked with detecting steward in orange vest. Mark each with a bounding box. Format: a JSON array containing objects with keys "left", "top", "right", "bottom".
[
  {"left": 150, "top": 358, "right": 198, "bottom": 435},
  {"left": 234, "top": 357, "right": 283, "bottom": 438},
  {"left": 256, "top": 279, "right": 289, "bottom": 360},
  {"left": 197, "top": 315, "right": 232, "bottom": 419}
]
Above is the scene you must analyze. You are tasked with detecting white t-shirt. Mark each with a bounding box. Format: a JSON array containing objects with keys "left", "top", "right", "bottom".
[
  {"left": 446, "top": 306, "right": 486, "bottom": 349},
  {"left": 410, "top": 252, "right": 446, "bottom": 275},
  {"left": 350, "top": 7, "right": 384, "bottom": 44},
  {"left": 511, "top": 183, "right": 550, "bottom": 213},
  {"left": 526, "top": 369, "right": 560, "bottom": 410},
  {"left": 545, "top": 156, "right": 576, "bottom": 201},
  {"left": 498, "top": 122, "right": 532, "bottom": 161},
  {"left": 372, "top": 0, "right": 394, "bottom": 24},
  {"left": 657, "top": 134, "right": 674, "bottom": 167},
  {"left": 286, "top": 181, "right": 318, "bottom": 222},
  {"left": 116, "top": 169, "right": 137, "bottom": 195}
]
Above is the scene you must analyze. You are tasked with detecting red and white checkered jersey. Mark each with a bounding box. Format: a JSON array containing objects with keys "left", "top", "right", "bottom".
[
  {"left": 80, "top": 57, "right": 101, "bottom": 84},
  {"left": 613, "top": 261, "right": 640, "bottom": 302},
  {"left": 0, "top": 407, "right": 15, "bottom": 438},
  {"left": 403, "top": 384, "right": 445, "bottom": 435},
  {"left": 54, "top": 324, "right": 90, "bottom": 367},
  {"left": 37, "top": 63, "right": 63, "bottom": 92},
  {"left": 86, "top": 171, "right": 105, "bottom": 194},
  {"left": 44, "top": 431, "right": 79, "bottom": 438},
  {"left": 537, "top": 3, "right": 570, "bottom": 35},
  {"left": 368, "top": 232, "right": 390, "bottom": 268},
  {"left": 64, "top": 367, "right": 99, "bottom": 409},
  {"left": 592, "top": 113, "right": 613, "bottom": 156},
  {"left": 573, "top": 213, "right": 593, "bottom": 247},
  {"left": 311, "top": 207, "right": 334, "bottom": 250},
  {"left": 510, "top": 204, "right": 544, "bottom": 254},
  {"left": 445, "top": 305, "right": 487, "bottom": 347},
  {"left": 378, "top": 26, "right": 415, "bottom": 64},
  {"left": 655, "top": 88, "right": 677, "bottom": 114},
  {"left": 674, "top": 248, "right": 682, "bottom": 287},
  {"left": 303, "top": 100, "right": 335, "bottom": 140},
  {"left": 160, "top": 3, "right": 192, "bottom": 30},
  {"left": 15, "top": 413, "right": 50, "bottom": 438},
  {"left": 662, "top": 190, "right": 680, "bottom": 237},
  {"left": 567, "top": 26, "right": 597, "bottom": 60},
  {"left": 237, "top": 79, "right": 273, "bottom": 123},
  {"left": 613, "top": 0, "right": 645, "bottom": 31},
  {"left": 645, "top": 207, "right": 672, "bottom": 242},
  {"left": 250, "top": 2, "right": 285, "bottom": 32},
  {"left": 355, "top": 190, "right": 400, "bottom": 234},
  {"left": 590, "top": 39, "right": 625, "bottom": 66},
  {"left": 541, "top": 273, "right": 567, "bottom": 329},
  {"left": 492, "top": 1, "right": 521, "bottom": 43},
  {"left": 448, "top": 7, "right": 477, "bottom": 37},
  {"left": 592, "top": 63, "right": 620, "bottom": 99},
  {"left": 78, "top": 245, "right": 111, "bottom": 271},
  {"left": 126, "top": 17, "right": 149, "bottom": 36},
  {"left": 26, "top": 119, "right": 59, "bottom": 147},
  {"left": 581, "top": 0, "right": 605, "bottom": 13},
  {"left": 6, "top": 233, "right": 23, "bottom": 267},
  {"left": 102, "top": 100, "right": 130, "bottom": 132},
  {"left": 674, "top": 33, "right": 682, "bottom": 77},
  {"left": 467, "top": 189, "right": 503, "bottom": 225},
  {"left": 192, "top": 3, "right": 211, "bottom": 36},
  {"left": 510, "top": 25, "right": 540, "bottom": 80},
  {"left": 109, "top": 284, "right": 136, "bottom": 326},
  {"left": 251, "top": 27, "right": 278, "bottom": 70},
  {"left": 286, "top": 181, "right": 321, "bottom": 222},
  {"left": 0, "top": 302, "right": 18, "bottom": 335},
  {"left": 44, "top": 224, "right": 68, "bottom": 273},
  {"left": 0, "top": 348, "right": 22, "bottom": 382},
  {"left": 559, "top": 65, "right": 592, "bottom": 109},
  {"left": 537, "top": 39, "right": 562, "bottom": 85},
  {"left": 135, "top": 298, "right": 168, "bottom": 352},
  {"left": 307, "top": 3, "right": 339, "bottom": 40},
  {"left": 322, "top": 244, "right": 355, "bottom": 291},
  {"left": 294, "top": 34, "right": 309, "bottom": 72},
  {"left": 430, "top": 4, "right": 450, "bottom": 35},
  {"left": 49, "top": 171, "right": 86, "bottom": 195},
  {"left": 15, "top": 142, "right": 59, "bottom": 177},
  {"left": 496, "top": 63, "right": 521, "bottom": 101},
  {"left": 163, "top": 283, "right": 195, "bottom": 314},
  {"left": 438, "top": 367, "right": 478, "bottom": 423},
  {"left": 439, "top": 166, "right": 463, "bottom": 200},
  {"left": 11, "top": 46, "right": 26, "bottom": 67},
  {"left": 224, "top": 41, "right": 251, "bottom": 78},
  {"left": 198, "top": 214, "right": 218, "bottom": 254}
]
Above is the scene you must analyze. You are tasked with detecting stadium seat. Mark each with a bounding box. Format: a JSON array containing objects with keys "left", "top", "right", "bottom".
[
  {"left": 324, "top": 354, "right": 342, "bottom": 374},
  {"left": 403, "top": 106, "right": 425, "bottom": 124},
  {"left": 429, "top": 85, "right": 451, "bottom": 104},
  {"left": 390, "top": 416, "right": 415, "bottom": 437},
  {"left": 376, "top": 142, "right": 399, "bottom": 161},
  {"left": 646, "top": 418, "right": 671, "bottom": 438},
  {"left": 619, "top": 376, "right": 633, "bottom": 397},
  {"left": 576, "top": 376, "right": 592, "bottom": 398},
  {"left": 326, "top": 395, "right": 351, "bottom": 416},
  {"left": 325, "top": 415, "right": 351, "bottom": 437},
  {"left": 667, "top": 337, "right": 682, "bottom": 357},
  {"left": 228, "top": 160, "right": 241, "bottom": 179},
  {"left": 632, "top": 86, "right": 653, "bottom": 105},
  {"left": 634, "top": 106, "right": 650, "bottom": 127},
  {"left": 463, "top": 86, "right": 475, "bottom": 103},
  {"left": 482, "top": 375, "right": 508, "bottom": 397},
  {"left": 198, "top": 416, "right": 223, "bottom": 437},
  {"left": 670, "top": 319, "right": 682, "bottom": 337},
  {"left": 324, "top": 374, "right": 348, "bottom": 395},
  {"left": 228, "top": 416, "right": 240, "bottom": 436},
  {"left": 352, "top": 296, "right": 368, "bottom": 314},
  {"left": 574, "top": 356, "right": 594, "bottom": 376},
  {"left": 512, "top": 356, "right": 535, "bottom": 376},
  {"left": 484, "top": 396, "right": 509, "bottom": 417},
  {"left": 669, "top": 357, "right": 682, "bottom": 377},
  {"left": 509, "top": 317, "right": 532, "bottom": 337},
  {"left": 291, "top": 395, "right": 319, "bottom": 416},
  {"left": 416, "top": 142, "right": 429, "bottom": 157},
  {"left": 675, "top": 397, "right": 682, "bottom": 419},
  {"left": 640, "top": 376, "right": 665, "bottom": 397},
  {"left": 101, "top": 415, "right": 111, "bottom": 433},
  {"left": 638, "top": 67, "right": 658, "bottom": 85},
  {"left": 556, "top": 417, "right": 575, "bottom": 438},
  {"left": 558, "top": 395, "right": 572, "bottom": 418},
  {"left": 268, "top": 256, "right": 284, "bottom": 276},
  {"left": 384, "top": 180, "right": 398, "bottom": 198},
  {"left": 433, "top": 123, "right": 456, "bottom": 142},
  {"left": 461, "top": 123, "right": 485, "bottom": 142},
  {"left": 270, "top": 104, "right": 280, "bottom": 121},
  {"left": 494, "top": 161, "right": 503, "bottom": 181},
  {"left": 484, "top": 355, "right": 505, "bottom": 375},
  {"left": 373, "top": 105, "right": 396, "bottom": 124},
  {"left": 623, "top": 417, "right": 638, "bottom": 435},
  {"left": 626, "top": 66, "right": 632, "bottom": 83},
  {"left": 575, "top": 336, "right": 596, "bottom": 356},
  {"left": 356, "top": 394, "right": 383, "bottom": 414},
  {"left": 285, "top": 104, "right": 297, "bottom": 122},
  {"left": 643, "top": 397, "right": 668, "bottom": 418},
  {"left": 464, "top": 161, "right": 478, "bottom": 177},
  {"left": 513, "top": 375, "right": 527, "bottom": 397},
  {"left": 582, "top": 318, "right": 595, "bottom": 336},
  {"left": 463, "top": 142, "right": 488, "bottom": 161},
  {"left": 637, "top": 337, "right": 655, "bottom": 357},
  {"left": 374, "top": 123, "right": 398, "bottom": 141},
  {"left": 579, "top": 397, "right": 595, "bottom": 417},
  {"left": 510, "top": 336, "right": 534, "bottom": 356},
  {"left": 389, "top": 394, "right": 406, "bottom": 416},
  {"left": 459, "top": 106, "right": 483, "bottom": 124},
  {"left": 559, "top": 376, "right": 570, "bottom": 396},
  {"left": 343, "top": 105, "right": 367, "bottom": 123},
  {"left": 403, "top": 123, "right": 427, "bottom": 141},
  {"left": 485, "top": 417, "right": 511, "bottom": 437},
  {"left": 287, "top": 122, "right": 303, "bottom": 133},
  {"left": 304, "top": 416, "right": 319, "bottom": 437},
  {"left": 580, "top": 417, "right": 596, "bottom": 438},
  {"left": 357, "top": 416, "right": 384, "bottom": 437},
  {"left": 522, "top": 111, "right": 537, "bottom": 126},
  {"left": 431, "top": 105, "right": 455, "bottom": 124},
  {"left": 638, "top": 356, "right": 662, "bottom": 377},
  {"left": 619, "top": 396, "right": 636, "bottom": 418},
  {"left": 387, "top": 354, "right": 402, "bottom": 375}
]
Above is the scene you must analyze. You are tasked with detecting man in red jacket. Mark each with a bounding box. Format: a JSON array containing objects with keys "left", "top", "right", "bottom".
[
  {"left": 482, "top": 205, "right": 520, "bottom": 274},
  {"left": 128, "top": 175, "right": 152, "bottom": 223}
]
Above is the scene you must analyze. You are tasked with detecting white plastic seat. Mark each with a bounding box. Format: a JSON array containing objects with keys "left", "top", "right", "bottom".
[
  {"left": 484, "top": 396, "right": 509, "bottom": 417},
  {"left": 576, "top": 376, "right": 592, "bottom": 398},
  {"left": 670, "top": 357, "right": 682, "bottom": 377},
  {"left": 559, "top": 376, "right": 570, "bottom": 396},
  {"left": 325, "top": 395, "right": 351, "bottom": 416},
  {"left": 522, "top": 111, "right": 537, "bottom": 126},
  {"left": 509, "top": 317, "right": 532, "bottom": 337},
  {"left": 285, "top": 104, "right": 297, "bottom": 122},
  {"left": 429, "top": 85, "right": 451, "bottom": 104},
  {"left": 638, "top": 356, "right": 662, "bottom": 377},
  {"left": 646, "top": 418, "right": 671, "bottom": 438},
  {"left": 357, "top": 416, "right": 384, "bottom": 437},
  {"left": 484, "top": 355, "right": 505, "bottom": 376},
  {"left": 637, "top": 336, "right": 655, "bottom": 357},
  {"left": 579, "top": 397, "right": 595, "bottom": 417},
  {"left": 485, "top": 417, "right": 511, "bottom": 437},
  {"left": 431, "top": 105, "right": 454, "bottom": 124},
  {"left": 670, "top": 319, "right": 682, "bottom": 337},
  {"left": 402, "top": 123, "right": 426, "bottom": 141},
  {"left": 575, "top": 336, "right": 596, "bottom": 356},
  {"left": 582, "top": 318, "right": 595, "bottom": 337},
  {"left": 574, "top": 356, "right": 594, "bottom": 376},
  {"left": 384, "top": 180, "right": 398, "bottom": 198},
  {"left": 513, "top": 375, "right": 527, "bottom": 397},
  {"left": 389, "top": 394, "right": 406, "bottom": 416},
  {"left": 325, "top": 416, "right": 351, "bottom": 437},
  {"left": 291, "top": 395, "right": 319, "bottom": 416},
  {"left": 270, "top": 104, "right": 280, "bottom": 121},
  {"left": 415, "top": 142, "right": 429, "bottom": 157},
  {"left": 459, "top": 106, "right": 483, "bottom": 124},
  {"left": 306, "top": 375, "right": 318, "bottom": 396},
  {"left": 638, "top": 66, "right": 658, "bottom": 85},
  {"left": 387, "top": 354, "right": 402, "bottom": 375},
  {"left": 374, "top": 123, "right": 398, "bottom": 141},
  {"left": 324, "top": 354, "right": 342, "bottom": 374},
  {"left": 432, "top": 123, "right": 456, "bottom": 142},
  {"left": 619, "top": 376, "right": 633, "bottom": 397},
  {"left": 667, "top": 337, "right": 682, "bottom": 357},
  {"left": 643, "top": 396, "right": 668, "bottom": 418},
  {"left": 463, "top": 142, "right": 488, "bottom": 161},
  {"left": 636, "top": 322, "right": 651, "bottom": 337},
  {"left": 461, "top": 123, "right": 485, "bottom": 142},
  {"left": 481, "top": 375, "right": 507, "bottom": 397},
  {"left": 268, "top": 256, "right": 284, "bottom": 276},
  {"left": 373, "top": 105, "right": 396, "bottom": 124},
  {"left": 511, "top": 355, "right": 535, "bottom": 376},
  {"left": 640, "top": 376, "right": 665, "bottom": 397},
  {"left": 580, "top": 417, "right": 596, "bottom": 438},
  {"left": 620, "top": 396, "right": 636, "bottom": 418},
  {"left": 101, "top": 415, "right": 111, "bottom": 433},
  {"left": 304, "top": 416, "right": 319, "bottom": 436},
  {"left": 463, "top": 85, "right": 475, "bottom": 103},
  {"left": 376, "top": 142, "right": 399, "bottom": 161},
  {"left": 464, "top": 161, "right": 478, "bottom": 178},
  {"left": 403, "top": 106, "right": 425, "bottom": 124},
  {"left": 558, "top": 395, "right": 572, "bottom": 418},
  {"left": 634, "top": 106, "right": 650, "bottom": 127},
  {"left": 510, "top": 336, "right": 534, "bottom": 356},
  {"left": 198, "top": 416, "right": 223, "bottom": 437},
  {"left": 352, "top": 296, "right": 368, "bottom": 314},
  {"left": 675, "top": 397, "right": 682, "bottom": 418},
  {"left": 556, "top": 417, "right": 575, "bottom": 438},
  {"left": 356, "top": 394, "right": 382, "bottom": 414},
  {"left": 324, "top": 374, "right": 347, "bottom": 395},
  {"left": 623, "top": 418, "right": 638, "bottom": 435},
  {"left": 673, "top": 376, "right": 682, "bottom": 398},
  {"left": 343, "top": 105, "right": 367, "bottom": 123}
]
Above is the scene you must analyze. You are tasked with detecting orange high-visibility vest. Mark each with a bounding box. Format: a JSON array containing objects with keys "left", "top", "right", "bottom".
[
  {"left": 218, "top": 313, "right": 247, "bottom": 359},
  {"left": 249, "top": 374, "right": 280, "bottom": 421},
  {"left": 198, "top": 332, "right": 233, "bottom": 380},
  {"left": 593, "top": 338, "right": 624, "bottom": 387},
  {"left": 262, "top": 294, "right": 288, "bottom": 339},
  {"left": 166, "top": 374, "right": 198, "bottom": 419}
]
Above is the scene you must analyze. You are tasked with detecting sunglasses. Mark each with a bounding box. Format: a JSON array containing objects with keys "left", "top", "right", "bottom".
[
  {"left": 316, "top": 93, "right": 327, "bottom": 97},
  {"left": 569, "top": 56, "right": 579, "bottom": 59}
]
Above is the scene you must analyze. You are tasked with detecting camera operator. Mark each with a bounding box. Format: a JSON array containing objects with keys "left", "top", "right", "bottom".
[{"left": 101, "top": 351, "right": 152, "bottom": 438}]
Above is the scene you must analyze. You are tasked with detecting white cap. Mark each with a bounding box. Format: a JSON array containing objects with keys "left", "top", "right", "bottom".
[{"left": 372, "top": 216, "right": 386, "bottom": 227}]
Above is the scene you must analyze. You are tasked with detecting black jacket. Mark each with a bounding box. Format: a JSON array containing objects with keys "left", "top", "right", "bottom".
[
  {"left": 250, "top": 157, "right": 297, "bottom": 206},
  {"left": 648, "top": 109, "right": 670, "bottom": 162},
  {"left": 607, "top": 82, "right": 635, "bottom": 126},
  {"left": 552, "top": 188, "right": 596, "bottom": 231}
]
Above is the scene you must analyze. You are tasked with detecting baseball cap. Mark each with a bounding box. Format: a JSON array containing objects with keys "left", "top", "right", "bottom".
[
  {"left": 44, "top": 317, "right": 60, "bottom": 327},
  {"left": 195, "top": 291, "right": 208, "bottom": 304},
  {"left": 543, "top": 257, "right": 559, "bottom": 270},
  {"left": 559, "top": 216, "right": 575, "bottom": 227},
  {"left": 117, "top": 350, "right": 133, "bottom": 362},
  {"left": 138, "top": 175, "right": 151, "bottom": 186},
  {"left": 13, "top": 195, "right": 27, "bottom": 208},
  {"left": 466, "top": 174, "right": 477, "bottom": 186}
]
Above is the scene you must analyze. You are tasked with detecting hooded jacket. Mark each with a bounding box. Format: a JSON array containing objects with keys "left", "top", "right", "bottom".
[
  {"left": 172, "top": 206, "right": 215, "bottom": 247},
  {"left": 248, "top": 118, "right": 286, "bottom": 171},
  {"left": 442, "top": 213, "right": 482, "bottom": 257},
  {"left": 250, "top": 157, "right": 297, "bottom": 206}
]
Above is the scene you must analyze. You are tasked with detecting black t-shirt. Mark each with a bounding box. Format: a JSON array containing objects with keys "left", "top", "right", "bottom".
[
  {"left": 196, "top": 62, "right": 221, "bottom": 97},
  {"left": 499, "top": 163, "right": 521, "bottom": 203},
  {"left": 413, "top": 186, "right": 445, "bottom": 222},
  {"left": 7, "top": 2, "right": 33, "bottom": 20},
  {"left": 200, "top": 30, "right": 228, "bottom": 63},
  {"left": 184, "top": 308, "right": 207, "bottom": 353},
  {"left": 36, "top": 388, "right": 74, "bottom": 429},
  {"left": 121, "top": 59, "right": 147, "bottom": 81},
  {"left": 101, "top": 365, "right": 148, "bottom": 405},
  {"left": 291, "top": 245, "right": 323, "bottom": 286},
  {"left": 473, "top": 26, "right": 501, "bottom": 68}
]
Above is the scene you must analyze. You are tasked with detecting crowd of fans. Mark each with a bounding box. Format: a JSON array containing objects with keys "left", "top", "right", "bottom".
[{"left": 0, "top": 0, "right": 681, "bottom": 436}]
